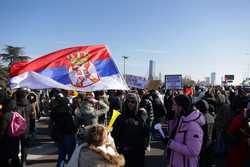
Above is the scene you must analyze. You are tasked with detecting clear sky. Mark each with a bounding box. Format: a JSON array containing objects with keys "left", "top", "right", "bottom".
[{"left": 1, "top": 0, "right": 250, "bottom": 84}]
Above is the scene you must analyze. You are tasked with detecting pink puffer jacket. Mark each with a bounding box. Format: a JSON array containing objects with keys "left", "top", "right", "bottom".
[{"left": 167, "top": 110, "right": 205, "bottom": 167}]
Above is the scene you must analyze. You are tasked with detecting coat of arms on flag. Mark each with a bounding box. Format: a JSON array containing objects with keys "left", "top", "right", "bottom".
[{"left": 67, "top": 51, "right": 100, "bottom": 87}]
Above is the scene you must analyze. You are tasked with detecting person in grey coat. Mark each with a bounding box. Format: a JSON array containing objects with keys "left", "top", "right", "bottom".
[{"left": 78, "top": 92, "right": 109, "bottom": 126}]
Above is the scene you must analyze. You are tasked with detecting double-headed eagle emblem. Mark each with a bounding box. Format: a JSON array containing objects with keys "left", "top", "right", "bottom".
[{"left": 67, "top": 51, "right": 100, "bottom": 87}]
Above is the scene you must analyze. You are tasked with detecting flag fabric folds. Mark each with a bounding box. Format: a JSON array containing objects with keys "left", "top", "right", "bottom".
[{"left": 9, "top": 45, "right": 129, "bottom": 91}]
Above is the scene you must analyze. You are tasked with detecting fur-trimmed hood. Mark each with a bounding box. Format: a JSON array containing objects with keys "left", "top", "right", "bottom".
[{"left": 79, "top": 143, "right": 125, "bottom": 167}]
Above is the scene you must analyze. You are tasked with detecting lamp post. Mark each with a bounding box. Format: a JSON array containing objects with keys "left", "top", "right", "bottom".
[{"left": 122, "top": 56, "right": 128, "bottom": 81}]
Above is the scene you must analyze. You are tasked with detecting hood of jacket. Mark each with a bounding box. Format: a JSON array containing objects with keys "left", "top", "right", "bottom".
[
  {"left": 79, "top": 144, "right": 125, "bottom": 167},
  {"left": 123, "top": 93, "right": 140, "bottom": 117},
  {"left": 182, "top": 110, "right": 206, "bottom": 126}
]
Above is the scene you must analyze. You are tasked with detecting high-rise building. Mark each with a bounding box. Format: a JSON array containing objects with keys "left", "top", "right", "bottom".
[
  {"left": 211, "top": 72, "right": 216, "bottom": 85},
  {"left": 148, "top": 60, "right": 156, "bottom": 80},
  {"left": 159, "top": 72, "right": 162, "bottom": 81},
  {"left": 205, "top": 77, "right": 210, "bottom": 85}
]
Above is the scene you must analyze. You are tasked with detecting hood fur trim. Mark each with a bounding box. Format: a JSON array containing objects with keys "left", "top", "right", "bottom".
[{"left": 89, "top": 144, "right": 125, "bottom": 166}]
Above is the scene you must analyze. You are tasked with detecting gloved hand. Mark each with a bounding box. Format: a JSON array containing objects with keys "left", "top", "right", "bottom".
[{"left": 161, "top": 135, "right": 171, "bottom": 145}]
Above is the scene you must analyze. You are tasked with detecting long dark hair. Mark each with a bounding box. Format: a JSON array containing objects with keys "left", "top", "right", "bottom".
[{"left": 174, "top": 94, "right": 193, "bottom": 116}]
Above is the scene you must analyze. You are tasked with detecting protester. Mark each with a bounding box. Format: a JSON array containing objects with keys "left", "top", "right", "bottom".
[
  {"left": 148, "top": 90, "right": 166, "bottom": 124},
  {"left": 112, "top": 93, "right": 148, "bottom": 167},
  {"left": 196, "top": 99, "right": 215, "bottom": 167},
  {"left": 227, "top": 106, "right": 250, "bottom": 167},
  {"left": 15, "top": 88, "right": 33, "bottom": 167},
  {"left": 108, "top": 90, "right": 124, "bottom": 120},
  {"left": 94, "top": 90, "right": 110, "bottom": 125},
  {"left": 0, "top": 98, "right": 19, "bottom": 167},
  {"left": 27, "top": 91, "right": 38, "bottom": 137},
  {"left": 163, "top": 94, "right": 205, "bottom": 167},
  {"left": 76, "top": 124, "right": 125, "bottom": 167},
  {"left": 77, "top": 92, "right": 109, "bottom": 126},
  {"left": 138, "top": 90, "right": 154, "bottom": 151},
  {"left": 49, "top": 93, "right": 77, "bottom": 167},
  {"left": 213, "top": 91, "right": 232, "bottom": 157}
]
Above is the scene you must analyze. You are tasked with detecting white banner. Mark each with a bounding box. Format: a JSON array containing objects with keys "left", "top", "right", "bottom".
[{"left": 125, "top": 74, "right": 147, "bottom": 89}]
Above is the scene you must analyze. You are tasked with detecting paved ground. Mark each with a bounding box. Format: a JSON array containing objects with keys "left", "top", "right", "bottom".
[
  {"left": 26, "top": 117, "right": 57, "bottom": 167},
  {"left": 26, "top": 117, "right": 166, "bottom": 167}
]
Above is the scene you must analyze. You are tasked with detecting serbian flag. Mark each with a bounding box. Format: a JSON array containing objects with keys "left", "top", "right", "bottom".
[{"left": 9, "top": 45, "right": 129, "bottom": 91}]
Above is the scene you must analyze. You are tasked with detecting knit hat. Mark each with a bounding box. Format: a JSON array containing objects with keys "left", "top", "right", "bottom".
[
  {"left": 174, "top": 95, "right": 192, "bottom": 114},
  {"left": 195, "top": 99, "right": 209, "bottom": 113}
]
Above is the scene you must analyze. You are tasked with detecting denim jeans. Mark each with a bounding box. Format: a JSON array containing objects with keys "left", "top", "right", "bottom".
[{"left": 57, "top": 134, "right": 76, "bottom": 167}]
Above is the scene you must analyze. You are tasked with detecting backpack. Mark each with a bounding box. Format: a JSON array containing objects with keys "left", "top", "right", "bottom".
[{"left": 8, "top": 112, "right": 27, "bottom": 137}]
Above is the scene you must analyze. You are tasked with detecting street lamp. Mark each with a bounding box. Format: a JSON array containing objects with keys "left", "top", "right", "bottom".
[{"left": 122, "top": 56, "right": 128, "bottom": 81}]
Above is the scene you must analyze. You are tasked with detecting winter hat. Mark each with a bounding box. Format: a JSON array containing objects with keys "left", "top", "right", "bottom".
[
  {"left": 124, "top": 93, "right": 140, "bottom": 116},
  {"left": 195, "top": 99, "right": 209, "bottom": 113},
  {"left": 126, "top": 93, "right": 139, "bottom": 103},
  {"left": 174, "top": 94, "right": 192, "bottom": 114},
  {"left": 15, "top": 88, "right": 29, "bottom": 105}
]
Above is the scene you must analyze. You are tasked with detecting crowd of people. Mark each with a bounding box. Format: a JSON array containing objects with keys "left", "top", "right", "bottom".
[{"left": 0, "top": 85, "right": 250, "bottom": 167}]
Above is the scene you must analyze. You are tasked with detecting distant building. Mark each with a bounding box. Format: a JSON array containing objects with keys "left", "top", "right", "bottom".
[
  {"left": 211, "top": 72, "right": 216, "bottom": 85},
  {"left": 159, "top": 72, "right": 162, "bottom": 81},
  {"left": 148, "top": 60, "right": 156, "bottom": 80},
  {"left": 205, "top": 77, "right": 210, "bottom": 85}
]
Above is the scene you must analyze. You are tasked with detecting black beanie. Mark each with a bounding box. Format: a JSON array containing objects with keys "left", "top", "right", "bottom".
[{"left": 174, "top": 95, "right": 192, "bottom": 114}]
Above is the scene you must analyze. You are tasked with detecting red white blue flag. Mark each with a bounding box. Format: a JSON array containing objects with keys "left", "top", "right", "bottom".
[{"left": 9, "top": 45, "right": 129, "bottom": 91}]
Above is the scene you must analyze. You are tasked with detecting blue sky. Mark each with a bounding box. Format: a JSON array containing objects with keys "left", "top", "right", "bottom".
[{"left": 1, "top": 0, "right": 250, "bottom": 84}]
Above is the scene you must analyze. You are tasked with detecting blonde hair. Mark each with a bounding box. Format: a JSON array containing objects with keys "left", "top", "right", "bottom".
[{"left": 86, "top": 124, "right": 107, "bottom": 147}]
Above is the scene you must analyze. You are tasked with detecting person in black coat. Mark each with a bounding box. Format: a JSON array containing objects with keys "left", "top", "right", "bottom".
[
  {"left": 139, "top": 90, "right": 154, "bottom": 150},
  {"left": 49, "top": 94, "right": 77, "bottom": 167},
  {"left": 112, "top": 93, "right": 148, "bottom": 167},
  {"left": 149, "top": 90, "right": 167, "bottom": 123},
  {"left": 0, "top": 98, "right": 20, "bottom": 167}
]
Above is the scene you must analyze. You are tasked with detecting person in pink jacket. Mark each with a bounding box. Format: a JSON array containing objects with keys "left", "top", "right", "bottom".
[{"left": 164, "top": 94, "right": 205, "bottom": 167}]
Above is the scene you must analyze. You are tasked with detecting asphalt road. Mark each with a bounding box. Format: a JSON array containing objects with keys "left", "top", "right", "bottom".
[{"left": 25, "top": 117, "right": 166, "bottom": 167}]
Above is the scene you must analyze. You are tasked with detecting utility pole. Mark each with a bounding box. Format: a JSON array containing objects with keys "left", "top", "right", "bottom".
[{"left": 122, "top": 56, "right": 128, "bottom": 81}]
